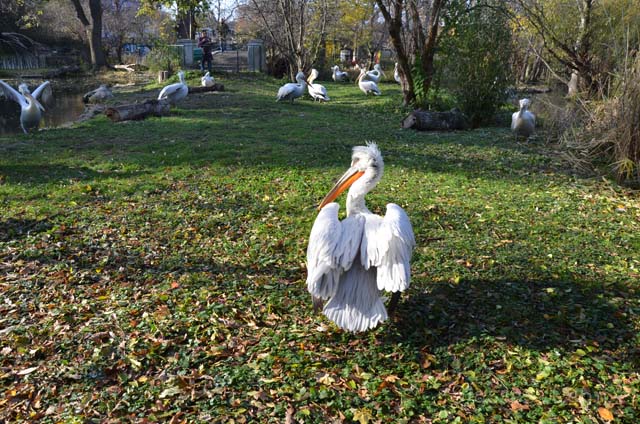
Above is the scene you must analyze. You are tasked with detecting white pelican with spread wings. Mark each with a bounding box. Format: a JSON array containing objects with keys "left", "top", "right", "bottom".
[{"left": 307, "top": 143, "right": 415, "bottom": 332}]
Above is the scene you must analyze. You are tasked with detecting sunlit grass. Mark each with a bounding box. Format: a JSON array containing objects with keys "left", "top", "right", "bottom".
[{"left": 1, "top": 73, "right": 639, "bottom": 423}]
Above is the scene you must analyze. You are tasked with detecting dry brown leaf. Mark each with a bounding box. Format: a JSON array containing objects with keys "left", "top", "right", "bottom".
[
  {"left": 510, "top": 400, "right": 530, "bottom": 412},
  {"left": 598, "top": 407, "right": 614, "bottom": 421},
  {"left": 285, "top": 404, "right": 295, "bottom": 424}
]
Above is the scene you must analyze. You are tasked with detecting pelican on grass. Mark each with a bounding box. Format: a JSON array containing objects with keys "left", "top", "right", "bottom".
[
  {"left": 365, "top": 64, "right": 385, "bottom": 84},
  {"left": 307, "top": 143, "right": 415, "bottom": 332},
  {"left": 307, "top": 69, "right": 330, "bottom": 102},
  {"left": 394, "top": 63, "right": 401, "bottom": 84},
  {"left": 0, "top": 79, "right": 51, "bottom": 133},
  {"left": 331, "top": 65, "right": 349, "bottom": 82},
  {"left": 276, "top": 71, "right": 308, "bottom": 103},
  {"left": 83, "top": 84, "right": 113, "bottom": 103},
  {"left": 201, "top": 71, "right": 215, "bottom": 87},
  {"left": 511, "top": 98, "right": 536, "bottom": 139},
  {"left": 357, "top": 69, "right": 381, "bottom": 96},
  {"left": 158, "top": 71, "right": 188, "bottom": 105}
]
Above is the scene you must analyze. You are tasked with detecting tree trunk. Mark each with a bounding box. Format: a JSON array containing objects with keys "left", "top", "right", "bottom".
[
  {"left": 70, "top": 0, "right": 107, "bottom": 69},
  {"left": 415, "top": 0, "right": 445, "bottom": 97},
  {"left": 104, "top": 100, "right": 171, "bottom": 122},
  {"left": 88, "top": 0, "right": 107, "bottom": 68},
  {"left": 376, "top": 0, "right": 416, "bottom": 106}
]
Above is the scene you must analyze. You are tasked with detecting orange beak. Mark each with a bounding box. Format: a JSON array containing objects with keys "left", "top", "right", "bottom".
[{"left": 318, "top": 167, "right": 365, "bottom": 210}]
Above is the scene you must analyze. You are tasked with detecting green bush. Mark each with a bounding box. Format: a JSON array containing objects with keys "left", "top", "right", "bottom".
[
  {"left": 438, "top": 0, "right": 513, "bottom": 127},
  {"left": 144, "top": 43, "right": 183, "bottom": 73}
]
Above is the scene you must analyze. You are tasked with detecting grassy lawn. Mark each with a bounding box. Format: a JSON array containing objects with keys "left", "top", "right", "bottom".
[{"left": 1, "top": 73, "right": 639, "bottom": 423}]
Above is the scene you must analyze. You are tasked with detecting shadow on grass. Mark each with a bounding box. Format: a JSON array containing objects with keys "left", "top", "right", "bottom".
[
  {"left": 0, "top": 217, "right": 53, "bottom": 242},
  {"left": 389, "top": 278, "right": 637, "bottom": 363}
]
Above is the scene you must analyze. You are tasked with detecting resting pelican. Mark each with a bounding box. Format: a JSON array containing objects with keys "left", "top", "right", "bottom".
[
  {"left": 511, "top": 98, "right": 536, "bottom": 139},
  {"left": 331, "top": 65, "right": 349, "bottom": 82},
  {"left": 201, "top": 71, "right": 215, "bottom": 87},
  {"left": 307, "top": 143, "right": 415, "bottom": 332},
  {"left": 364, "top": 64, "right": 385, "bottom": 84},
  {"left": 307, "top": 69, "right": 330, "bottom": 102},
  {"left": 83, "top": 84, "right": 113, "bottom": 103},
  {"left": 0, "top": 79, "right": 50, "bottom": 133},
  {"left": 276, "top": 71, "right": 308, "bottom": 103},
  {"left": 158, "top": 71, "right": 188, "bottom": 105},
  {"left": 394, "top": 63, "right": 401, "bottom": 84},
  {"left": 357, "top": 69, "right": 381, "bottom": 96}
]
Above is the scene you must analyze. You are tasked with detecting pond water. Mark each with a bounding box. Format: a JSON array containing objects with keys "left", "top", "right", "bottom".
[{"left": 0, "top": 89, "right": 86, "bottom": 136}]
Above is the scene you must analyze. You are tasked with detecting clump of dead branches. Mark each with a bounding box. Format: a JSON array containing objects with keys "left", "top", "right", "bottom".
[{"left": 554, "top": 53, "right": 640, "bottom": 186}]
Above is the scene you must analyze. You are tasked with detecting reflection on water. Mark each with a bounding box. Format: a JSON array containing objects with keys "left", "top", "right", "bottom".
[{"left": 0, "top": 90, "right": 86, "bottom": 136}]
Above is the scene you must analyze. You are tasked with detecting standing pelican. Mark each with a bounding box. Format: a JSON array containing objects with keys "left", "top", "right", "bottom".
[
  {"left": 0, "top": 79, "right": 50, "bottom": 133},
  {"left": 331, "top": 65, "right": 349, "bottom": 82},
  {"left": 511, "top": 98, "right": 536, "bottom": 139},
  {"left": 158, "top": 71, "right": 188, "bottom": 105},
  {"left": 364, "top": 64, "right": 385, "bottom": 83},
  {"left": 276, "top": 71, "right": 308, "bottom": 103},
  {"left": 307, "top": 69, "right": 330, "bottom": 102},
  {"left": 307, "top": 143, "right": 415, "bottom": 332},
  {"left": 357, "top": 69, "right": 381, "bottom": 96},
  {"left": 394, "top": 63, "right": 401, "bottom": 84},
  {"left": 201, "top": 71, "right": 215, "bottom": 87},
  {"left": 83, "top": 84, "right": 113, "bottom": 103}
]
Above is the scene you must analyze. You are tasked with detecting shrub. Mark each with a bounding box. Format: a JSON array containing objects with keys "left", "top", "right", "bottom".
[
  {"left": 437, "top": 0, "right": 513, "bottom": 127},
  {"left": 144, "top": 43, "right": 183, "bottom": 73}
]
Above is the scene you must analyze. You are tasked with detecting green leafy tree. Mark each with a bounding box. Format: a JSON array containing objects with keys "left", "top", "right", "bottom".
[
  {"left": 139, "top": 0, "right": 210, "bottom": 39},
  {"left": 439, "top": 0, "right": 513, "bottom": 126}
]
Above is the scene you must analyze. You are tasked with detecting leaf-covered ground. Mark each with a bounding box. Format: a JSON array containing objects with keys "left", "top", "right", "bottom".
[{"left": 1, "top": 73, "right": 639, "bottom": 423}]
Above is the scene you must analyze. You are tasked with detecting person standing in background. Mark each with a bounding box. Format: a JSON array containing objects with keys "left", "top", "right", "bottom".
[{"left": 198, "top": 30, "right": 213, "bottom": 73}]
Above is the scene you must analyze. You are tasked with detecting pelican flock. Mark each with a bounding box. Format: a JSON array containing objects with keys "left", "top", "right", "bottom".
[
  {"left": 357, "top": 69, "right": 381, "bottom": 96},
  {"left": 201, "top": 71, "right": 215, "bottom": 87},
  {"left": 307, "top": 143, "right": 415, "bottom": 332},
  {"left": 158, "top": 70, "right": 188, "bottom": 105},
  {"left": 276, "top": 71, "right": 308, "bottom": 103},
  {"left": 307, "top": 68, "right": 330, "bottom": 102},
  {"left": 511, "top": 98, "right": 536, "bottom": 139},
  {"left": 0, "top": 79, "right": 51, "bottom": 133},
  {"left": 331, "top": 65, "right": 349, "bottom": 82}
]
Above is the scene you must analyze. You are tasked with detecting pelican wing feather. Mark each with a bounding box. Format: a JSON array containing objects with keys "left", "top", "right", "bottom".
[
  {"left": 31, "top": 81, "right": 51, "bottom": 100},
  {"left": 158, "top": 83, "right": 180, "bottom": 100},
  {"left": 361, "top": 203, "right": 415, "bottom": 293},
  {"left": 307, "top": 203, "right": 364, "bottom": 300},
  {"left": 0, "top": 80, "right": 28, "bottom": 108},
  {"left": 276, "top": 83, "right": 296, "bottom": 101}
]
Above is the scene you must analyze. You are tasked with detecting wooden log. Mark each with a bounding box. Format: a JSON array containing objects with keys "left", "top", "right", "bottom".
[
  {"left": 187, "top": 83, "right": 225, "bottom": 93},
  {"left": 77, "top": 105, "right": 106, "bottom": 123},
  {"left": 114, "top": 63, "right": 148, "bottom": 72},
  {"left": 104, "top": 99, "right": 171, "bottom": 122},
  {"left": 401, "top": 108, "right": 470, "bottom": 131}
]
